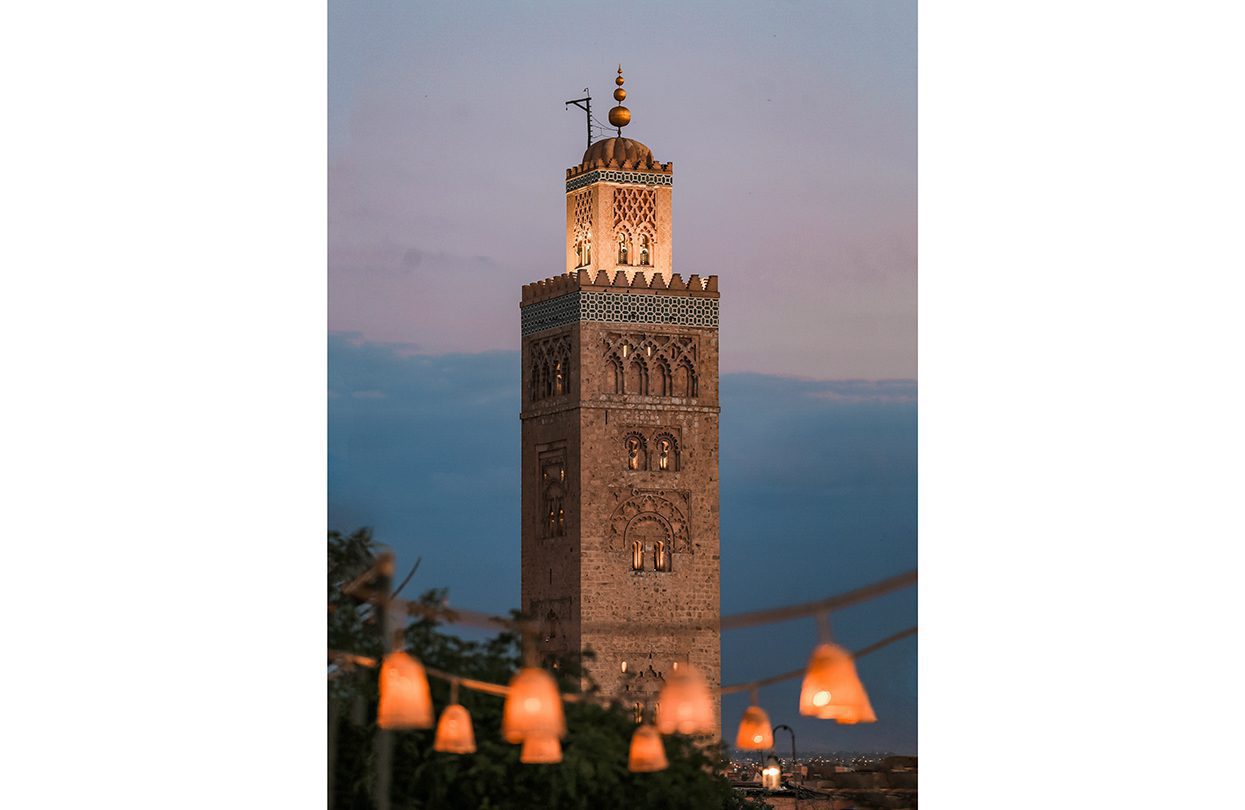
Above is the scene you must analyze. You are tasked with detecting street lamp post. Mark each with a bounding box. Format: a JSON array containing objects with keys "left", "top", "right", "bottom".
[{"left": 773, "top": 724, "right": 798, "bottom": 810}]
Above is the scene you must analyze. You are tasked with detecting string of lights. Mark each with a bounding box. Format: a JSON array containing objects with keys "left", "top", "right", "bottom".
[
  {"left": 329, "top": 624, "right": 917, "bottom": 701},
  {"left": 331, "top": 556, "right": 916, "bottom": 770},
  {"left": 717, "top": 626, "right": 918, "bottom": 695},
  {"left": 341, "top": 556, "right": 916, "bottom": 636}
]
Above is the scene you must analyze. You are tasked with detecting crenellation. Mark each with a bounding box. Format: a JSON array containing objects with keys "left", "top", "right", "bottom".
[
  {"left": 565, "top": 161, "right": 674, "bottom": 180},
  {"left": 521, "top": 269, "right": 719, "bottom": 307}
]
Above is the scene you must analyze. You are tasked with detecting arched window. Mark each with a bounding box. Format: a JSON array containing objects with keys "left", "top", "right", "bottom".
[
  {"left": 626, "top": 360, "right": 647, "bottom": 396},
  {"left": 618, "top": 233, "right": 629, "bottom": 265},
  {"left": 653, "top": 433, "right": 680, "bottom": 472},
  {"left": 543, "top": 361, "right": 553, "bottom": 398},
  {"left": 554, "top": 360, "right": 564, "bottom": 396},
  {"left": 655, "top": 362, "right": 671, "bottom": 397},
  {"left": 544, "top": 496, "right": 566, "bottom": 538},
  {"left": 609, "top": 356, "right": 624, "bottom": 394},
  {"left": 654, "top": 540, "right": 670, "bottom": 572},
  {"left": 624, "top": 433, "right": 647, "bottom": 471},
  {"left": 676, "top": 361, "right": 698, "bottom": 398},
  {"left": 639, "top": 235, "right": 650, "bottom": 266},
  {"left": 632, "top": 540, "right": 644, "bottom": 571}
]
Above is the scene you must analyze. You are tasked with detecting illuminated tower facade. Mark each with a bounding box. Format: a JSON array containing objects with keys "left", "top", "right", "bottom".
[{"left": 519, "top": 69, "right": 721, "bottom": 729}]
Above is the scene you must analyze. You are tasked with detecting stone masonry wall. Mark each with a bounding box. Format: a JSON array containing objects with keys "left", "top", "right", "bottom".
[{"left": 520, "top": 281, "right": 721, "bottom": 732}]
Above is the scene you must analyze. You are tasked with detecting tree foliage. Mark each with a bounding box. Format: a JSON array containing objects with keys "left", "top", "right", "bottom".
[{"left": 329, "top": 528, "right": 767, "bottom": 810}]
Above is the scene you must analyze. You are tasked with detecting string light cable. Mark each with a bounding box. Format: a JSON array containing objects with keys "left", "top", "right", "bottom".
[{"left": 330, "top": 555, "right": 915, "bottom": 769}]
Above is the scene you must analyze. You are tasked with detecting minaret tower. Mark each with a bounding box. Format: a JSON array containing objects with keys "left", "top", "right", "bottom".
[{"left": 520, "top": 68, "right": 722, "bottom": 729}]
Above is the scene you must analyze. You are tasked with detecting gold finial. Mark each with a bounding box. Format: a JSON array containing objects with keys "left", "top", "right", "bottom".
[{"left": 608, "top": 65, "right": 631, "bottom": 130}]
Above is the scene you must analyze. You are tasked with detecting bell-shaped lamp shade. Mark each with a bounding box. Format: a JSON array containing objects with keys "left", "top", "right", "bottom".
[
  {"left": 433, "top": 703, "right": 476, "bottom": 754},
  {"left": 734, "top": 704, "right": 774, "bottom": 750},
  {"left": 628, "top": 724, "right": 669, "bottom": 772},
  {"left": 798, "top": 643, "right": 877, "bottom": 723},
  {"left": 655, "top": 664, "right": 716, "bottom": 735},
  {"left": 519, "top": 730, "right": 563, "bottom": 764},
  {"left": 377, "top": 651, "right": 434, "bottom": 730},
  {"left": 501, "top": 667, "right": 566, "bottom": 743}
]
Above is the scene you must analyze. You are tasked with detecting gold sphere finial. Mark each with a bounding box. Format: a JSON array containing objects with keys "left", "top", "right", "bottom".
[{"left": 609, "top": 65, "right": 630, "bottom": 129}]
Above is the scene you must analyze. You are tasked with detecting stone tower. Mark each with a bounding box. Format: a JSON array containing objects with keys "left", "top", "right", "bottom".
[{"left": 519, "top": 71, "right": 721, "bottom": 730}]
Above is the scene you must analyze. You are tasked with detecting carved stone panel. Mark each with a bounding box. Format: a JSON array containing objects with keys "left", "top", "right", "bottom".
[
  {"left": 539, "top": 445, "right": 567, "bottom": 539},
  {"left": 601, "top": 332, "right": 698, "bottom": 397},
  {"left": 608, "top": 488, "right": 692, "bottom": 554}
]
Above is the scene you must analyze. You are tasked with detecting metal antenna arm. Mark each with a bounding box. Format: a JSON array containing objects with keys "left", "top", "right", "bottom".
[{"left": 565, "top": 89, "right": 592, "bottom": 150}]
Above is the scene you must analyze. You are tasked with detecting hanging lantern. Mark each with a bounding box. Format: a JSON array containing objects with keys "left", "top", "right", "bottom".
[
  {"left": 433, "top": 704, "right": 476, "bottom": 754},
  {"left": 501, "top": 667, "right": 566, "bottom": 743},
  {"left": 734, "top": 704, "right": 774, "bottom": 750},
  {"left": 655, "top": 664, "right": 715, "bottom": 735},
  {"left": 798, "top": 643, "right": 877, "bottom": 723},
  {"left": 519, "top": 730, "right": 563, "bottom": 764},
  {"left": 376, "top": 651, "right": 433, "bottom": 730},
  {"left": 627, "top": 724, "right": 668, "bottom": 772}
]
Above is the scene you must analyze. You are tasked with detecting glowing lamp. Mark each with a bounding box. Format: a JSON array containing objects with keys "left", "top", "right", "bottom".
[
  {"left": 501, "top": 667, "right": 566, "bottom": 743},
  {"left": 376, "top": 651, "right": 434, "bottom": 730},
  {"left": 734, "top": 704, "right": 774, "bottom": 750},
  {"left": 519, "top": 730, "right": 562, "bottom": 764},
  {"left": 761, "top": 754, "right": 782, "bottom": 791},
  {"left": 433, "top": 703, "right": 476, "bottom": 754},
  {"left": 627, "top": 724, "right": 668, "bottom": 772},
  {"left": 798, "top": 643, "right": 877, "bottom": 723},
  {"left": 655, "top": 664, "right": 715, "bottom": 735}
]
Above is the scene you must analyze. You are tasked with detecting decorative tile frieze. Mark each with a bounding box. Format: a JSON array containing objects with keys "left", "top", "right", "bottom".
[
  {"left": 566, "top": 170, "right": 674, "bottom": 193},
  {"left": 521, "top": 291, "right": 719, "bottom": 335}
]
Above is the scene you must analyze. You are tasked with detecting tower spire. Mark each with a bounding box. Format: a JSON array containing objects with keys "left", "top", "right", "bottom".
[{"left": 608, "top": 65, "right": 631, "bottom": 136}]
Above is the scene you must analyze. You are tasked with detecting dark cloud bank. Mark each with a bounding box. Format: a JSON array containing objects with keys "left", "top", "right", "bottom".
[{"left": 329, "top": 335, "right": 916, "bottom": 753}]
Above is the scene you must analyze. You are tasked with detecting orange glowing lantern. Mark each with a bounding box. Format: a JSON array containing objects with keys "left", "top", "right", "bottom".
[
  {"left": 501, "top": 667, "right": 566, "bottom": 743},
  {"left": 655, "top": 664, "right": 715, "bottom": 735},
  {"left": 519, "top": 730, "right": 563, "bottom": 764},
  {"left": 627, "top": 724, "right": 669, "bottom": 772},
  {"left": 798, "top": 643, "right": 877, "bottom": 723},
  {"left": 734, "top": 704, "right": 774, "bottom": 750},
  {"left": 376, "top": 651, "right": 434, "bottom": 730},
  {"left": 433, "top": 703, "right": 476, "bottom": 754}
]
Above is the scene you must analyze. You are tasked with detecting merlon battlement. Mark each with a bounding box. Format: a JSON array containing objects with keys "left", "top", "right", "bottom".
[
  {"left": 521, "top": 269, "right": 718, "bottom": 306},
  {"left": 566, "top": 160, "right": 673, "bottom": 179}
]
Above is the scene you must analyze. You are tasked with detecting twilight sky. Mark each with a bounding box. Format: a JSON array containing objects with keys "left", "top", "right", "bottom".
[
  {"left": 329, "top": 1, "right": 916, "bottom": 753},
  {"left": 329, "top": 0, "right": 915, "bottom": 379}
]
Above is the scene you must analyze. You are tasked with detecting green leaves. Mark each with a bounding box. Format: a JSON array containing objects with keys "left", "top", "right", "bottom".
[{"left": 328, "top": 529, "right": 766, "bottom": 810}]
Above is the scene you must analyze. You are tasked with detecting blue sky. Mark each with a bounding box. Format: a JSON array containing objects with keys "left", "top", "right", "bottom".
[{"left": 329, "top": 0, "right": 916, "bottom": 753}]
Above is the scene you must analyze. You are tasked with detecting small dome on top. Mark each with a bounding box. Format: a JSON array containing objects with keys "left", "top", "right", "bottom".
[{"left": 581, "top": 137, "right": 654, "bottom": 169}]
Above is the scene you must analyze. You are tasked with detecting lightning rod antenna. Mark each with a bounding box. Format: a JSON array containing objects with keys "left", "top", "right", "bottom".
[{"left": 565, "top": 87, "right": 592, "bottom": 150}]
